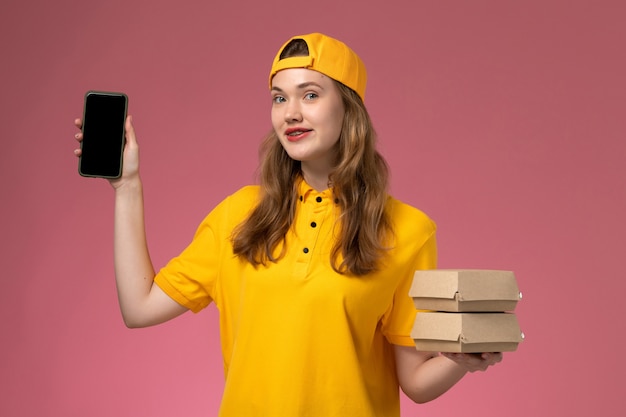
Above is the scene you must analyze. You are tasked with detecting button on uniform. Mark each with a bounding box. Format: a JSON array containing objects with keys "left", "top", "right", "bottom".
[{"left": 293, "top": 185, "right": 335, "bottom": 278}]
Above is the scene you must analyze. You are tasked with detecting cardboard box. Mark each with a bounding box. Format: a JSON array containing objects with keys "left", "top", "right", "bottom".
[
  {"left": 411, "top": 312, "right": 524, "bottom": 353},
  {"left": 409, "top": 269, "right": 521, "bottom": 312}
]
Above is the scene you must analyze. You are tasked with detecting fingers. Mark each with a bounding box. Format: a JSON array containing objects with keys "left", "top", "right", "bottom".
[
  {"left": 482, "top": 352, "right": 503, "bottom": 363},
  {"left": 73, "top": 118, "right": 83, "bottom": 157},
  {"left": 74, "top": 118, "right": 83, "bottom": 143},
  {"left": 441, "top": 352, "right": 503, "bottom": 372}
]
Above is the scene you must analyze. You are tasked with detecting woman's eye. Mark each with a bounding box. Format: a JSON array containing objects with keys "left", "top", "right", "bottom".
[
  {"left": 273, "top": 96, "right": 286, "bottom": 104},
  {"left": 304, "top": 93, "right": 318, "bottom": 100}
]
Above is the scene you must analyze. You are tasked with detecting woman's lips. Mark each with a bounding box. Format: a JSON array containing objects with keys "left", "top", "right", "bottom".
[{"left": 285, "top": 128, "right": 312, "bottom": 142}]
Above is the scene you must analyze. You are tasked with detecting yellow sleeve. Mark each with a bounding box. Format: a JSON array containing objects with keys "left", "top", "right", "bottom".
[{"left": 382, "top": 203, "right": 438, "bottom": 346}]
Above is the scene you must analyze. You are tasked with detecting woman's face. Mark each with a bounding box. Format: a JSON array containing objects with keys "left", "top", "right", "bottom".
[{"left": 270, "top": 68, "right": 345, "bottom": 173}]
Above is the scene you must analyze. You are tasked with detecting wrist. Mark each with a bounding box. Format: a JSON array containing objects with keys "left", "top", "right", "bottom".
[{"left": 112, "top": 175, "right": 143, "bottom": 195}]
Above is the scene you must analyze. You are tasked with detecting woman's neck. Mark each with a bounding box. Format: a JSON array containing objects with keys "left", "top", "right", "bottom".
[
  {"left": 302, "top": 173, "right": 330, "bottom": 192},
  {"left": 301, "top": 164, "right": 332, "bottom": 192}
]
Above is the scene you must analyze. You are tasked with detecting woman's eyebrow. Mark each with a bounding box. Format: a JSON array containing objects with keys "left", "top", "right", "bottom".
[
  {"left": 271, "top": 82, "right": 324, "bottom": 92},
  {"left": 296, "top": 81, "right": 324, "bottom": 90}
]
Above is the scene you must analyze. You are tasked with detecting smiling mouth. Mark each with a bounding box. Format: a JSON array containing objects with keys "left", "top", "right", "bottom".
[{"left": 286, "top": 129, "right": 311, "bottom": 136}]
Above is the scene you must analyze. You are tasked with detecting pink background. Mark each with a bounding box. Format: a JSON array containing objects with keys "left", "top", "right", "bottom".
[{"left": 1, "top": 0, "right": 624, "bottom": 415}]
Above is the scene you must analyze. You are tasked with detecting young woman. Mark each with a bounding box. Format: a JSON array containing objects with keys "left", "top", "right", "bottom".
[{"left": 74, "top": 32, "right": 501, "bottom": 416}]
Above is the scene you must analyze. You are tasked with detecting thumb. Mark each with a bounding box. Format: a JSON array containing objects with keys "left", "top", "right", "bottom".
[{"left": 125, "top": 115, "right": 137, "bottom": 146}]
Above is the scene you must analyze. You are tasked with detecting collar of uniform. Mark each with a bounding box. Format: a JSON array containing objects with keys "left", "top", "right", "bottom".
[{"left": 297, "top": 178, "right": 333, "bottom": 203}]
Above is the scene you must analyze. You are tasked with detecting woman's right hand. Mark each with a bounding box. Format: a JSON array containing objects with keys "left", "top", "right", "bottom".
[
  {"left": 73, "top": 115, "right": 141, "bottom": 188},
  {"left": 74, "top": 115, "right": 187, "bottom": 327}
]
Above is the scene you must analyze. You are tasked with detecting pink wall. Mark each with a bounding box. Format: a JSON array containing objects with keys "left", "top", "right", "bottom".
[{"left": 2, "top": 0, "right": 624, "bottom": 415}]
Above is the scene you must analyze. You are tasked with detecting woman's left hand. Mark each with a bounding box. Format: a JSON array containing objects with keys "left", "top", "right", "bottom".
[{"left": 440, "top": 352, "right": 503, "bottom": 372}]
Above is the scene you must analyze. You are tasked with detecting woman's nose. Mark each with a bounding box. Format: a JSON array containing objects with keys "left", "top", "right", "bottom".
[{"left": 284, "top": 102, "right": 303, "bottom": 122}]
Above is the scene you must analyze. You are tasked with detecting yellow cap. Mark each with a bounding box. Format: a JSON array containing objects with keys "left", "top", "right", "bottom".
[{"left": 269, "top": 33, "right": 367, "bottom": 101}]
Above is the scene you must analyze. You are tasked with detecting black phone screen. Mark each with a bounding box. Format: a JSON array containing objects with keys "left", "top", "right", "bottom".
[{"left": 79, "top": 91, "right": 128, "bottom": 178}]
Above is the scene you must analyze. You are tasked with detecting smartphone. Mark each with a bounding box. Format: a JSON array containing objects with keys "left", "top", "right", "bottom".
[{"left": 78, "top": 91, "right": 128, "bottom": 178}]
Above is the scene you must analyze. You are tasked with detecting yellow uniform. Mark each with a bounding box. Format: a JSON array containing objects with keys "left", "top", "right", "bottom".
[{"left": 155, "top": 180, "right": 437, "bottom": 416}]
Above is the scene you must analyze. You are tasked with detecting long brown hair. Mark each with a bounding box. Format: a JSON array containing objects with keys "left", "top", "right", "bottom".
[{"left": 231, "top": 40, "right": 393, "bottom": 276}]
